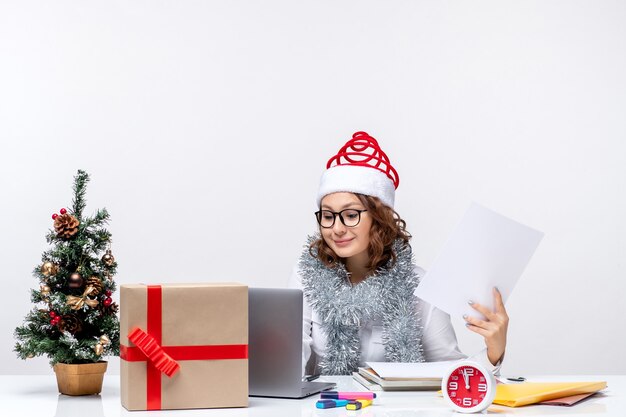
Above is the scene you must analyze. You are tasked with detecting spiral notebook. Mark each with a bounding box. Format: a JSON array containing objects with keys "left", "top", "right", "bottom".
[{"left": 354, "top": 367, "right": 442, "bottom": 391}]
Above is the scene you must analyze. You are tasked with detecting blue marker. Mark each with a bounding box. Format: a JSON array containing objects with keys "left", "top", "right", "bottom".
[{"left": 316, "top": 399, "right": 349, "bottom": 409}]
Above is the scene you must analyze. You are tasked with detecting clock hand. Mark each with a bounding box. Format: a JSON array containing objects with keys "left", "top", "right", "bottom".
[{"left": 462, "top": 369, "right": 470, "bottom": 389}]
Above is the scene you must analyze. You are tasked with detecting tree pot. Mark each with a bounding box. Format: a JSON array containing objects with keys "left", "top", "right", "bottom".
[{"left": 53, "top": 361, "right": 108, "bottom": 396}]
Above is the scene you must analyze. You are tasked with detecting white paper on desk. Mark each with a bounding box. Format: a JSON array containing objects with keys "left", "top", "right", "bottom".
[
  {"left": 414, "top": 202, "right": 544, "bottom": 320},
  {"left": 367, "top": 361, "right": 459, "bottom": 379}
]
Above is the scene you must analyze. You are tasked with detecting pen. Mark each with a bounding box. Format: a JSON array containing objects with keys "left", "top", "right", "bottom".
[
  {"left": 316, "top": 399, "right": 349, "bottom": 409},
  {"left": 304, "top": 374, "right": 321, "bottom": 382},
  {"left": 320, "top": 391, "right": 377, "bottom": 400},
  {"left": 346, "top": 399, "right": 373, "bottom": 410}
]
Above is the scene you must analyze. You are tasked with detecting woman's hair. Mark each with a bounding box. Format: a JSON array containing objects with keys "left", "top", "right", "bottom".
[{"left": 310, "top": 193, "right": 411, "bottom": 274}]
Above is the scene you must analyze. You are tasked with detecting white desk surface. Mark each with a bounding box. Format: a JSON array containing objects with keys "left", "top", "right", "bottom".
[{"left": 0, "top": 375, "right": 622, "bottom": 417}]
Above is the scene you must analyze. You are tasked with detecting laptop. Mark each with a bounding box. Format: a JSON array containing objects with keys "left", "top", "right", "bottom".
[{"left": 248, "top": 287, "right": 336, "bottom": 398}]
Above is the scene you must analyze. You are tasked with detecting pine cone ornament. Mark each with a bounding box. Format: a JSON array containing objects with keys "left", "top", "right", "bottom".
[
  {"left": 85, "top": 276, "right": 103, "bottom": 295},
  {"left": 54, "top": 213, "right": 80, "bottom": 239},
  {"left": 58, "top": 314, "right": 82, "bottom": 334}
]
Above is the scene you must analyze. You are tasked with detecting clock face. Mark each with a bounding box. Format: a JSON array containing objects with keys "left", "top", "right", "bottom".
[{"left": 443, "top": 363, "right": 495, "bottom": 413}]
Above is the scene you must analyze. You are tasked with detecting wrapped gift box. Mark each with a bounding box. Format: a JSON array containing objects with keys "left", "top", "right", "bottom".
[{"left": 120, "top": 283, "right": 248, "bottom": 410}]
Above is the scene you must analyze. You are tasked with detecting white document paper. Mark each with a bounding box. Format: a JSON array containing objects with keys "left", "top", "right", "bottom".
[
  {"left": 367, "top": 360, "right": 459, "bottom": 379},
  {"left": 414, "top": 202, "right": 544, "bottom": 320}
]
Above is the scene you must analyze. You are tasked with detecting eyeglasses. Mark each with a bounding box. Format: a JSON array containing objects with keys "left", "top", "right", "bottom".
[{"left": 315, "top": 209, "right": 368, "bottom": 228}]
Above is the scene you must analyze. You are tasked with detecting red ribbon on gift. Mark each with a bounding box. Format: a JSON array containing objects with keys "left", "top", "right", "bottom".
[{"left": 120, "top": 285, "right": 248, "bottom": 410}]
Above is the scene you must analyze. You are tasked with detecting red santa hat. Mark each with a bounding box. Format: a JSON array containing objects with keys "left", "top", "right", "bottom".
[{"left": 317, "top": 131, "right": 399, "bottom": 208}]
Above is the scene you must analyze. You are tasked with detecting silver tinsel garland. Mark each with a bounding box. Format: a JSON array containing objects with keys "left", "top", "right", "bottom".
[{"left": 299, "top": 235, "right": 425, "bottom": 375}]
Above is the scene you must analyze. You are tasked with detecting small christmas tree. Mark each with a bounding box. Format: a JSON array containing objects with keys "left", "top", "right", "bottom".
[{"left": 15, "top": 170, "right": 120, "bottom": 365}]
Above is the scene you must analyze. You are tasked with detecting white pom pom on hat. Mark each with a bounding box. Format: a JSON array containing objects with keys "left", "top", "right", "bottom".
[{"left": 317, "top": 131, "right": 399, "bottom": 209}]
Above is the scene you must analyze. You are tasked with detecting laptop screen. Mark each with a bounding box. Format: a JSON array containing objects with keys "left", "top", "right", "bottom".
[{"left": 248, "top": 288, "right": 304, "bottom": 396}]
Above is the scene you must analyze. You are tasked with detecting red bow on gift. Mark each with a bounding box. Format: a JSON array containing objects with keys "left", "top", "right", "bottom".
[{"left": 128, "top": 327, "right": 180, "bottom": 377}]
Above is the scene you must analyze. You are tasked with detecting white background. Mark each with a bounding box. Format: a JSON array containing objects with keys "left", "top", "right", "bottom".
[{"left": 1, "top": 1, "right": 624, "bottom": 376}]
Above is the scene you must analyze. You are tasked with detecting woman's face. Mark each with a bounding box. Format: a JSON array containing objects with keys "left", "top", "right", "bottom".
[{"left": 319, "top": 192, "right": 372, "bottom": 260}]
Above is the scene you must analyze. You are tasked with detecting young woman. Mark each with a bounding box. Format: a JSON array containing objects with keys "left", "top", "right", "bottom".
[{"left": 288, "top": 132, "right": 509, "bottom": 376}]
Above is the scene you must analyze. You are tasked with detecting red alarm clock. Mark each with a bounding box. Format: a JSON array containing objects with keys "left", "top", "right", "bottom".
[{"left": 442, "top": 360, "right": 496, "bottom": 413}]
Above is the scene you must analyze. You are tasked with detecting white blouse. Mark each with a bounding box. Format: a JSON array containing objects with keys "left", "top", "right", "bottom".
[{"left": 288, "top": 264, "right": 501, "bottom": 376}]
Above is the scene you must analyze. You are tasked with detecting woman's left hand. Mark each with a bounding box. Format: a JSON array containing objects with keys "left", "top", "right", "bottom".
[{"left": 463, "top": 287, "right": 509, "bottom": 366}]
